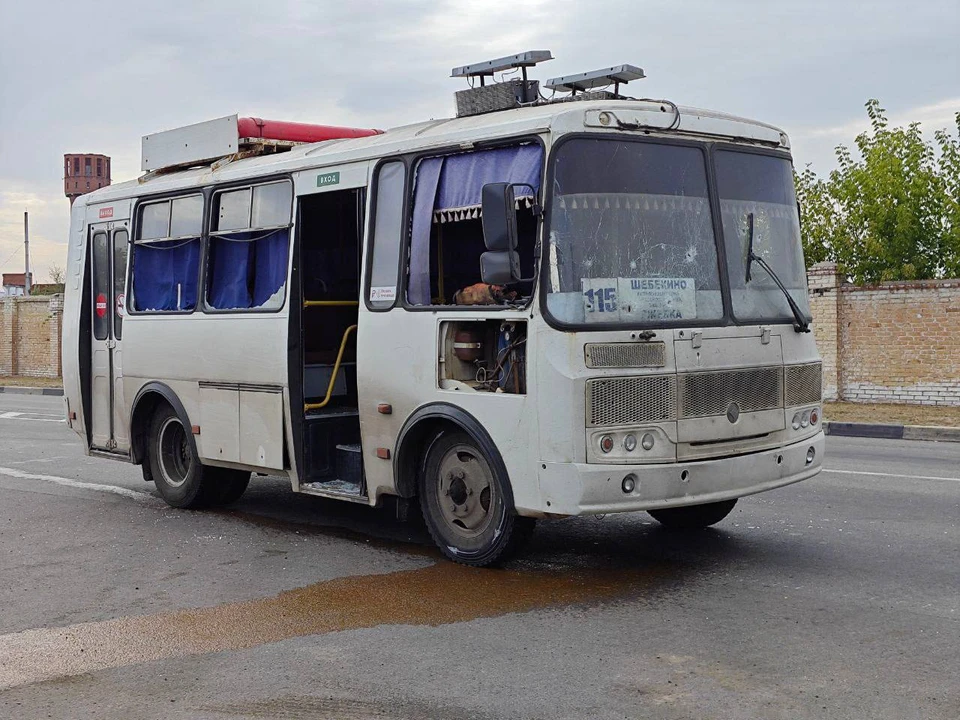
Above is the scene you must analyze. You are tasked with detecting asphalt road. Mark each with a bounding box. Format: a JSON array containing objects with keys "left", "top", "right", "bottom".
[{"left": 0, "top": 394, "right": 957, "bottom": 720}]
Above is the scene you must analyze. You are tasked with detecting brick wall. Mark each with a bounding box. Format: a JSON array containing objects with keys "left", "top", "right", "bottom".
[
  {"left": 807, "top": 262, "right": 960, "bottom": 406},
  {"left": 0, "top": 295, "right": 63, "bottom": 378}
]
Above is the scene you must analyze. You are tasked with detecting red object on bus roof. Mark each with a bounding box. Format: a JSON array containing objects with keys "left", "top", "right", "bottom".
[{"left": 236, "top": 117, "right": 382, "bottom": 144}]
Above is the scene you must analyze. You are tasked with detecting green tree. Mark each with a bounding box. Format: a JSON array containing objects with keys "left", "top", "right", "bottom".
[{"left": 796, "top": 100, "right": 960, "bottom": 284}]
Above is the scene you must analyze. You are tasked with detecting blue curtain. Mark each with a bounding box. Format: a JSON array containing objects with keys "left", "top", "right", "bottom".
[
  {"left": 408, "top": 158, "right": 443, "bottom": 306},
  {"left": 132, "top": 239, "right": 200, "bottom": 311},
  {"left": 407, "top": 145, "right": 542, "bottom": 305},
  {"left": 209, "top": 234, "right": 253, "bottom": 309},
  {"left": 435, "top": 145, "right": 542, "bottom": 211},
  {"left": 253, "top": 229, "right": 289, "bottom": 307},
  {"left": 207, "top": 229, "right": 289, "bottom": 310}
]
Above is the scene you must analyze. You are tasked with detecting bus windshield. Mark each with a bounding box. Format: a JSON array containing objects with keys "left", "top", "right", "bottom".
[
  {"left": 544, "top": 138, "right": 810, "bottom": 327},
  {"left": 715, "top": 150, "right": 811, "bottom": 324}
]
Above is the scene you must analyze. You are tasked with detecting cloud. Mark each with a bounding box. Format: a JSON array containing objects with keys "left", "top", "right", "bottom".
[
  {"left": 1, "top": 0, "right": 958, "bottom": 275},
  {"left": 790, "top": 97, "right": 960, "bottom": 173}
]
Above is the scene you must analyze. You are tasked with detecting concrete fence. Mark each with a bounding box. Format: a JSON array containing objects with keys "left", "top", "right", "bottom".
[
  {"left": 808, "top": 262, "right": 960, "bottom": 406},
  {"left": 0, "top": 295, "right": 64, "bottom": 379},
  {"left": 2, "top": 268, "right": 959, "bottom": 407}
]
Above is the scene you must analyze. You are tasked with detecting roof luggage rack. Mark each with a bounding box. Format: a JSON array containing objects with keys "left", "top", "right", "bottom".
[{"left": 140, "top": 114, "right": 382, "bottom": 178}]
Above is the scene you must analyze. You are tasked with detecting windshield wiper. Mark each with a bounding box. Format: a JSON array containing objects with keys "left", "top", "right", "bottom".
[{"left": 744, "top": 213, "right": 810, "bottom": 333}]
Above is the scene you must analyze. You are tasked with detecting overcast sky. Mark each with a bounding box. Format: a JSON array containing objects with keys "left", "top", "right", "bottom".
[{"left": 1, "top": 0, "right": 957, "bottom": 279}]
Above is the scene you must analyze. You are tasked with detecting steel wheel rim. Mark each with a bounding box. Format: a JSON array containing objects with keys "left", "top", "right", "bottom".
[
  {"left": 158, "top": 417, "right": 192, "bottom": 488},
  {"left": 436, "top": 443, "right": 497, "bottom": 539}
]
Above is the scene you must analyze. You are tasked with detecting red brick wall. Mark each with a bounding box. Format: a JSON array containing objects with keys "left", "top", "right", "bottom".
[
  {"left": 807, "top": 263, "right": 960, "bottom": 406},
  {"left": 0, "top": 296, "right": 63, "bottom": 378}
]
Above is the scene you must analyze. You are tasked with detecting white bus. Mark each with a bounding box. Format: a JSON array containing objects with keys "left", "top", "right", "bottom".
[{"left": 63, "top": 56, "right": 824, "bottom": 566}]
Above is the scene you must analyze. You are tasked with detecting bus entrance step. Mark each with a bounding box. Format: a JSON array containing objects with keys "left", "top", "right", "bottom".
[{"left": 301, "top": 478, "right": 363, "bottom": 496}]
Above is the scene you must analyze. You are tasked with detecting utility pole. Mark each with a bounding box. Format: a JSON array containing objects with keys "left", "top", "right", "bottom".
[{"left": 23, "top": 211, "right": 31, "bottom": 296}]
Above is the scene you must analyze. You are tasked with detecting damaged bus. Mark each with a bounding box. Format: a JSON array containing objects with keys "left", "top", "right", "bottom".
[{"left": 62, "top": 53, "right": 824, "bottom": 565}]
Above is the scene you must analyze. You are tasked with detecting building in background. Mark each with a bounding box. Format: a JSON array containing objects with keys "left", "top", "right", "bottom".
[
  {"left": 64, "top": 153, "right": 111, "bottom": 205},
  {"left": 2, "top": 272, "right": 31, "bottom": 297}
]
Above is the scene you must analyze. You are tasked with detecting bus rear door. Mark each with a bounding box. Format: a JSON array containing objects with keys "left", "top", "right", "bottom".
[{"left": 87, "top": 212, "right": 130, "bottom": 453}]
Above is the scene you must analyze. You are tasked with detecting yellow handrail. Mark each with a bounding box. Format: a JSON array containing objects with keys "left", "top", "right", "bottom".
[
  {"left": 303, "top": 300, "right": 360, "bottom": 308},
  {"left": 304, "top": 324, "right": 357, "bottom": 412}
]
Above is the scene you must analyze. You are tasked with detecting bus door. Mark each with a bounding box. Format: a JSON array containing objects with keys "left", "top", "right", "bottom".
[{"left": 89, "top": 221, "right": 129, "bottom": 452}]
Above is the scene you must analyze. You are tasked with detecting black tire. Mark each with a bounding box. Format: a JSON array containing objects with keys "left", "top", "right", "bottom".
[
  {"left": 647, "top": 499, "right": 738, "bottom": 530},
  {"left": 148, "top": 404, "right": 220, "bottom": 509},
  {"left": 211, "top": 468, "right": 251, "bottom": 506},
  {"left": 418, "top": 431, "right": 534, "bottom": 567}
]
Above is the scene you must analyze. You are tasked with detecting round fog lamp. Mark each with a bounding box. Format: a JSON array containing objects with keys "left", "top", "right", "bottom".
[
  {"left": 600, "top": 435, "right": 614, "bottom": 453},
  {"left": 621, "top": 474, "right": 637, "bottom": 493},
  {"left": 641, "top": 433, "right": 655, "bottom": 451},
  {"left": 806, "top": 446, "right": 816, "bottom": 465},
  {"left": 792, "top": 413, "right": 801, "bottom": 431},
  {"left": 623, "top": 434, "right": 638, "bottom": 452}
]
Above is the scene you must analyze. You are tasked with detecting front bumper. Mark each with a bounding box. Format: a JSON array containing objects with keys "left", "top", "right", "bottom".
[{"left": 534, "top": 431, "right": 824, "bottom": 516}]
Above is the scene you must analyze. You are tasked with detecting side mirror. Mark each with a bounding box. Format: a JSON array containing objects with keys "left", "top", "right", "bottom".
[
  {"left": 481, "top": 182, "right": 518, "bottom": 252},
  {"left": 480, "top": 249, "right": 520, "bottom": 285},
  {"left": 480, "top": 182, "right": 521, "bottom": 285}
]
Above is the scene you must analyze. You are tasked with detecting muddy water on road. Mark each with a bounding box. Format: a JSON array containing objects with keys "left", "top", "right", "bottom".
[{"left": 0, "top": 558, "right": 664, "bottom": 691}]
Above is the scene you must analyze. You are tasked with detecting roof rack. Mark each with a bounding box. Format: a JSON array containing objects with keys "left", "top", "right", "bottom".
[{"left": 140, "top": 114, "right": 382, "bottom": 175}]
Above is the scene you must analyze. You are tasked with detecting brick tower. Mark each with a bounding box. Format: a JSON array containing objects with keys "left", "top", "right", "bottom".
[{"left": 64, "top": 153, "right": 111, "bottom": 205}]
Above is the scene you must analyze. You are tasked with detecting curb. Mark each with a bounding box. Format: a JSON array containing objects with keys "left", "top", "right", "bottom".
[
  {"left": 824, "top": 421, "right": 960, "bottom": 443},
  {"left": 0, "top": 386, "right": 64, "bottom": 397}
]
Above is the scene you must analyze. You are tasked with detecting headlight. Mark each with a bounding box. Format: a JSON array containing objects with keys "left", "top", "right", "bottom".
[
  {"left": 623, "top": 434, "right": 637, "bottom": 452},
  {"left": 792, "top": 413, "right": 801, "bottom": 430},
  {"left": 641, "top": 433, "right": 655, "bottom": 451},
  {"left": 801, "top": 410, "right": 810, "bottom": 428}
]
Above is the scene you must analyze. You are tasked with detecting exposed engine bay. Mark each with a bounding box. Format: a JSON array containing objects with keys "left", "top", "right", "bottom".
[{"left": 439, "top": 319, "right": 527, "bottom": 394}]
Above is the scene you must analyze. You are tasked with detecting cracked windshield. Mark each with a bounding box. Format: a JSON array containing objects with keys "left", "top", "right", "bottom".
[
  {"left": 716, "top": 149, "right": 811, "bottom": 322},
  {"left": 546, "top": 139, "right": 722, "bottom": 325}
]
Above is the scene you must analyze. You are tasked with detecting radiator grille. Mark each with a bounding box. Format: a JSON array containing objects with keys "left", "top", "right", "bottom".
[
  {"left": 584, "top": 342, "right": 666, "bottom": 369},
  {"left": 678, "top": 367, "right": 783, "bottom": 419},
  {"left": 785, "top": 362, "right": 823, "bottom": 406},
  {"left": 586, "top": 375, "right": 677, "bottom": 427}
]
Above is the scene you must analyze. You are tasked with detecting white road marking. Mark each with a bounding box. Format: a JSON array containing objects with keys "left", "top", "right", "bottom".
[
  {"left": 0, "top": 466, "right": 157, "bottom": 502},
  {"left": 822, "top": 468, "right": 960, "bottom": 484},
  {"left": 0, "top": 411, "right": 64, "bottom": 423}
]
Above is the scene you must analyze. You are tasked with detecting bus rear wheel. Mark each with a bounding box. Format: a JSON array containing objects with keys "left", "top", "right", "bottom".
[
  {"left": 419, "top": 431, "right": 534, "bottom": 567},
  {"left": 647, "top": 499, "right": 738, "bottom": 530},
  {"left": 148, "top": 405, "right": 247, "bottom": 509}
]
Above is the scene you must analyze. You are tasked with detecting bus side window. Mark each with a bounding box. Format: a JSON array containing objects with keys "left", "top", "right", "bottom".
[
  {"left": 113, "top": 229, "right": 128, "bottom": 338},
  {"left": 367, "top": 161, "right": 405, "bottom": 310},
  {"left": 131, "top": 196, "right": 203, "bottom": 313},
  {"left": 92, "top": 231, "right": 110, "bottom": 340},
  {"left": 206, "top": 181, "right": 292, "bottom": 312},
  {"left": 407, "top": 144, "right": 541, "bottom": 306}
]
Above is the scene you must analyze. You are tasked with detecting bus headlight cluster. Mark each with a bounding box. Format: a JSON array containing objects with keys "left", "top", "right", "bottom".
[
  {"left": 598, "top": 431, "right": 658, "bottom": 454},
  {"left": 792, "top": 408, "right": 821, "bottom": 431}
]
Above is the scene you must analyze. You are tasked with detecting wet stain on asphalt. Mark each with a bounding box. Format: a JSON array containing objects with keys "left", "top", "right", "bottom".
[{"left": 0, "top": 557, "right": 663, "bottom": 691}]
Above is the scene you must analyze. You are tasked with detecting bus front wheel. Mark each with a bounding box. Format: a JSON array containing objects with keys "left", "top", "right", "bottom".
[
  {"left": 419, "top": 431, "right": 534, "bottom": 567},
  {"left": 647, "top": 499, "right": 738, "bottom": 530},
  {"left": 148, "top": 405, "right": 248, "bottom": 509}
]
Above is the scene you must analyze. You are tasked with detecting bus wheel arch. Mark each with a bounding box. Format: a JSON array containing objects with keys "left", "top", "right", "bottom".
[
  {"left": 130, "top": 383, "right": 197, "bottom": 478},
  {"left": 394, "top": 403, "right": 534, "bottom": 566},
  {"left": 394, "top": 403, "right": 516, "bottom": 507}
]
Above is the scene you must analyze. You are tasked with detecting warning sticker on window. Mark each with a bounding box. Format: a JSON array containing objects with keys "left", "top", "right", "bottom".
[{"left": 370, "top": 286, "right": 396, "bottom": 302}]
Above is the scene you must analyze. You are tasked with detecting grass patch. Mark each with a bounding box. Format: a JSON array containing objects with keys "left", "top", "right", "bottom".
[{"left": 0, "top": 375, "right": 63, "bottom": 389}]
